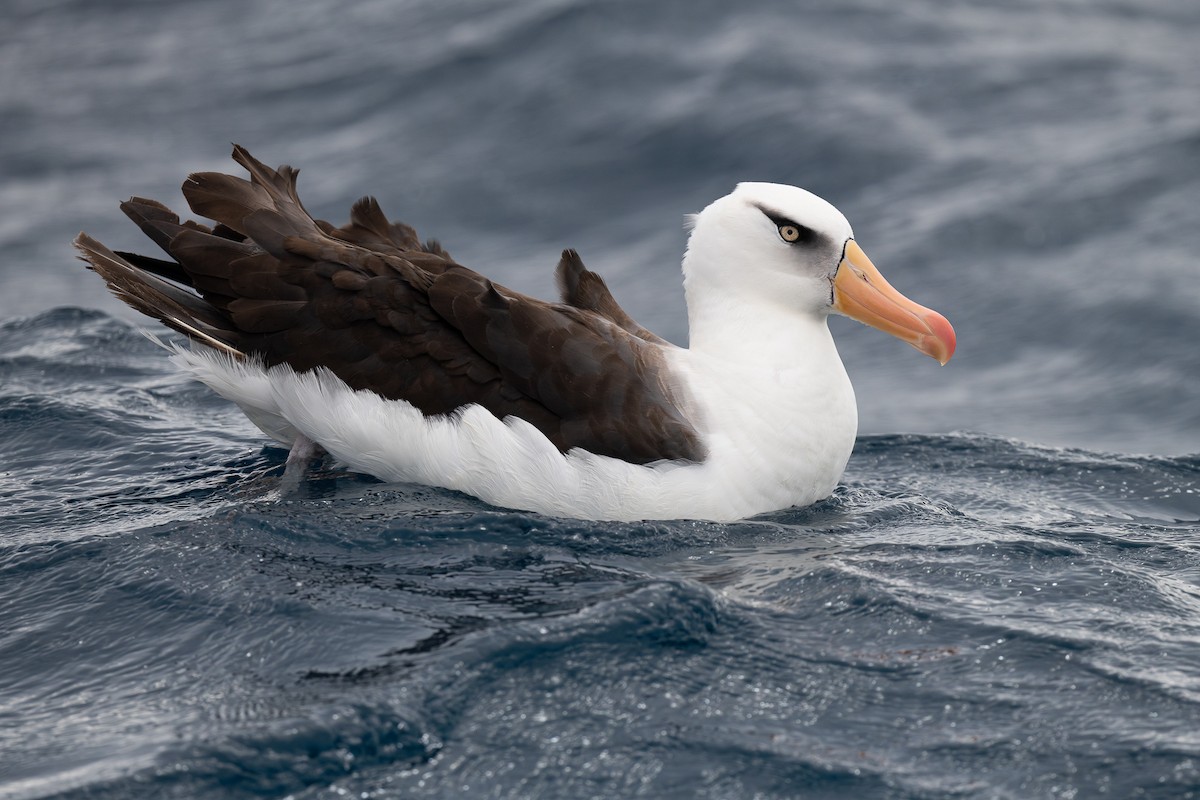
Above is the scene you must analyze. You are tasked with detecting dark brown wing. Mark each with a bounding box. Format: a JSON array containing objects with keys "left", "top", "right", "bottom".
[{"left": 76, "top": 145, "right": 704, "bottom": 465}]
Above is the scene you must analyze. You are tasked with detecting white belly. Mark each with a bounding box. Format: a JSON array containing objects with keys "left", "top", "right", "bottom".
[{"left": 168, "top": 344, "right": 858, "bottom": 522}]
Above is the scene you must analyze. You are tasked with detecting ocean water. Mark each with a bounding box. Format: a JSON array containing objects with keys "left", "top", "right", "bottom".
[{"left": 2, "top": 1, "right": 1200, "bottom": 798}]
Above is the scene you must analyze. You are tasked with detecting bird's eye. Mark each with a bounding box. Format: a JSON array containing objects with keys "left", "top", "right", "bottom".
[{"left": 778, "top": 224, "right": 801, "bottom": 243}]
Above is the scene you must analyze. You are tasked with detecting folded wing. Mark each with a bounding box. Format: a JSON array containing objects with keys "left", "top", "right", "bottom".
[{"left": 76, "top": 146, "right": 703, "bottom": 464}]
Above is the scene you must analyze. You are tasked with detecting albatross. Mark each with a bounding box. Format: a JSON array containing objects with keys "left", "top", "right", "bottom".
[{"left": 76, "top": 146, "right": 955, "bottom": 522}]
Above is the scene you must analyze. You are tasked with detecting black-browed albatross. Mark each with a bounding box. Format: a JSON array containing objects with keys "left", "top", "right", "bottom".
[{"left": 76, "top": 146, "right": 955, "bottom": 521}]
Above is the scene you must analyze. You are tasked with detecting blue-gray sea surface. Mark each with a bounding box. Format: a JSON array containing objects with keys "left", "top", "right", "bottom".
[{"left": 2, "top": 1, "right": 1199, "bottom": 798}]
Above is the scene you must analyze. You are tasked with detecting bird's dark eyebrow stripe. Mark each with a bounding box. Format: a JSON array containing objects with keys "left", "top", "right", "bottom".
[
  {"left": 754, "top": 205, "right": 820, "bottom": 244},
  {"left": 756, "top": 205, "right": 798, "bottom": 228}
]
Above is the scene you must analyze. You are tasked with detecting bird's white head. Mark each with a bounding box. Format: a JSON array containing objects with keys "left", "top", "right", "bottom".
[{"left": 682, "top": 182, "right": 955, "bottom": 364}]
